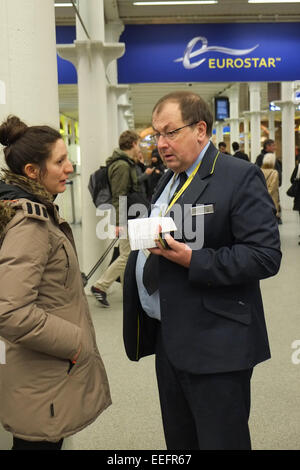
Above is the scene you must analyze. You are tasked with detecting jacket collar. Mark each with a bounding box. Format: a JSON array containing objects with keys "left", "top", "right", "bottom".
[
  {"left": 0, "top": 170, "right": 62, "bottom": 232},
  {"left": 0, "top": 169, "right": 54, "bottom": 206},
  {"left": 152, "top": 141, "right": 220, "bottom": 208}
]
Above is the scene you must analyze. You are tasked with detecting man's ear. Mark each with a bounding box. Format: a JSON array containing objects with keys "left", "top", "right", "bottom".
[
  {"left": 23, "top": 163, "right": 40, "bottom": 180},
  {"left": 196, "top": 121, "right": 207, "bottom": 141}
]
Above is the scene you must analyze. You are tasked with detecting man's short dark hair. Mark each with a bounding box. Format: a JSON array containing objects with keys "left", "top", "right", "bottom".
[
  {"left": 218, "top": 141, "right": 226, "bottom": 149},
  {"left": 263, "top": 139, "right": 274, "bottom": 151},
  {"left": 152, "top": 91, "right": 213, "bottom": 137},
  {"left": 119, "top": 130, "right": 140, "bottom": 151},
  {"left": 232, "top": 142, "right": 240, "bottom": 152}
]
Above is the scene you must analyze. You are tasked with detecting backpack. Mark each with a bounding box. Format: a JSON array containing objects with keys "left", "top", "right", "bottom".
[
  {"left": 88, "top": 156, "right": 136, "bottom": 208},
  {"left": 88, "top": 165, "right": 112, "bottom": 207}
]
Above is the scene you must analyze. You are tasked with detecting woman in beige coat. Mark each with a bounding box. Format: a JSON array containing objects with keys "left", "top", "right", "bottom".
[
  {"left": 261, "top": 152, "right": 280, "bottom": 221},
  {"left": 0, "top": 116, "right": 111, "bottom": 450}
]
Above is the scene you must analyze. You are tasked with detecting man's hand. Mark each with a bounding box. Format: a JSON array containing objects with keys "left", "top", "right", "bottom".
[
  {"left": 149, "top": 234, "right": 192, "bottom": 268},
  {"left": 115, "top": 226, "right": 125, "bottom": 238}
]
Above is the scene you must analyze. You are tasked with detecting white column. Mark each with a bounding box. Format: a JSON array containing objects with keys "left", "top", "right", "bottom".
[
  {"left": 0, "top": 0, "right": 59, "bottom": 450},
  {"left": 118, "top": 87, "right": 133, "bottom": 135},
  {"left": 125, "top": 111, "right": 135, "bottom": 129},
  {"left": 228, "top": 84, "right": 240, "bottom": 149},
  {"left": 268, "top": 111, "right": 275, "bottom": 141},
  {"left": 108, "top": 85, "right": 129, "bottom": 149},
  {"left": 280, "top": 82, "right": 296, "bottom": 210},
  {"left": 243, "top": 114, "right": 250, "bottom": 157},
  {"left": 249, "top": 82, "right": 261, "bottom": 162},
  {"left": 106, "top": 21, "right": 125, "bottom": 153},
  {"left": 0, "top": 80, "right": 5, "bottom": 105},
  {"left": 0, "top": 79, "right": 6, "bottom": 167},
  {"left": 0, "top": 0, "right": 59, "bottom": 127},
  {"left": 57, "top": 0, "right": 125, "bottom": 279},
  {"left": 215, "top": 121, "right": 224, "bottom": 147},
  {"left": 118, "top": 104, "right": 130, "bottom": 134}
]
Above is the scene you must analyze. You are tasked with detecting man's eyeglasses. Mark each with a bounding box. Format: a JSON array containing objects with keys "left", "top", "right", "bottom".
[{"left": 152, "top": 121, "right": 199, "bottom": 143}]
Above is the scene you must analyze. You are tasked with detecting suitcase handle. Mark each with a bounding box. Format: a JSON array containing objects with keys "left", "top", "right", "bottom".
[{"left": 81, "top": 238, "right": 118, "bottom": 287}]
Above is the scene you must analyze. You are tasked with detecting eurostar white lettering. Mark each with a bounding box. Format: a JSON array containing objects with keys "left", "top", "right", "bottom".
[
  {"left": 208, "top": 57, "right": 281, "bottom": 69},
  {"left": 174, "top": 36, "right": 259, "bottom": 69},
  {"left": 107, "top": 455, "right": 142, "bottom": 467}
]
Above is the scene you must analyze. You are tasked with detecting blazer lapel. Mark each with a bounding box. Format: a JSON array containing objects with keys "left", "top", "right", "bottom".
[
  {"left": 179, "top": 142, "right": 220, "bottom": 219},
  {"left": 150, "top": 142, "right": 220, "bottom": 220}
]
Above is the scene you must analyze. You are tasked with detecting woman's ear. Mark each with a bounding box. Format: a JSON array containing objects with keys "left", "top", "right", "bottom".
[{"left": 23, "top": 163, "right": 40, "bottom": 180}]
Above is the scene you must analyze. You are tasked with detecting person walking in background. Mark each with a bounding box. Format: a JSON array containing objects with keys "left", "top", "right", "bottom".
[
  {"left": 123, "top": 91, "right": 281, "bottom": 450},
  {"left": 255, "top": 139, "right": 282, "bottom": 185},
  {"left": 290, "top": 157, "right": 300, "bottom": 245},
  {"left": 256, "top": 139, "right": 282, "bottom": 223},
  {"left": 218, "top": 141, "right": 231, "bottom": 155},
  {"left": 135, "top": 148, "right": 154, "bottom": 199},
  {"left": 91, "top": 130, "right": 148, "bottom": 308},
  {"left": 232, "top": 141, "right": 249, "bottom": 161},
  {"left": 0, "top": 116, "right": 111, "bottom": 450},
  {"left": 147, "top": 147, "right": 166, "bottom": 198},
  {"left": 261, "top": 153, "right": 280, "bottom": 222}
]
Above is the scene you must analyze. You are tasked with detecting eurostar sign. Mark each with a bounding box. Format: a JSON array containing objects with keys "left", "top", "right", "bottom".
[{"left": 117, "top": 23, "right": 300, "bottom": 83}]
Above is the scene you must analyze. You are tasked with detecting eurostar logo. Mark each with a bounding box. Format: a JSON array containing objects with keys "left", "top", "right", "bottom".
[{"left": 174, "top": 36, "right": 260, "bottom": 69}]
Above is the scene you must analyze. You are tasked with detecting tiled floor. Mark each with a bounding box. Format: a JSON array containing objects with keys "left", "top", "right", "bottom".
[{"left": 1, "top": 208, "right": 300, "bottom": 450}]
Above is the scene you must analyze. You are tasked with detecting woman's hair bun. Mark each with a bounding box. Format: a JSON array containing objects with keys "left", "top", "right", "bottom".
[{"left": 0, "top": 115, "right": 28, "bottom": 147}]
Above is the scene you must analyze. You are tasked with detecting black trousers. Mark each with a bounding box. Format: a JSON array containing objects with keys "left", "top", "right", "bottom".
[
  {"left": 155, "top": 329, "right": 253, "bottom": 450},
  {"left": 12, "top": 437, "right": 64, "bottom": 450}
]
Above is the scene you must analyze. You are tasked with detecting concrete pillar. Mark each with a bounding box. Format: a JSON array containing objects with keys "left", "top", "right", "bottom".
[
  {"left": 0, "top": 80, "right": 5, "bottom": 105},
  {"left": 0, "top": 0, "right": 60, "bottom": 450},
  {"left": 268, "top": 111, "right": 275, "bottom": 141},
  {"left": 57, "top": 0, "right": 125, "bottom": 279},
  {"left": 108, "top": 85, "right": 129, "bottom": 151},
  {"left": 106, "top": 21, "right": 125, "bottom": 152},
  {"left": 243, "top": 114, "right": 250, "bottom": 157},
  {"left": 118, "top": 86, "right": 133, "bottom": 135},
  {"left": 215, "top": 121, "right": 224, "bottom": 148},
  {"left": 125, "top": 111, "right": 135, "bottom": 129},
  {"left": 118, "top": 103, "right": 130, "bottom": 134},
  {"left": 228, "top": 84, "right": 240, "bottom": 149},
  {"left": 0, "top": 0, "right": 59, "bottom": 127},
  {"left": 249, "top": 82, "right": 261, "bottom": 162},
  {"left": 279, "top": 82, "right": 296, "bottom": 209}
]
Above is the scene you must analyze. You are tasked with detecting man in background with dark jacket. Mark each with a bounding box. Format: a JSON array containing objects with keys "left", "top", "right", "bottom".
[
  {"left": 255, "top": 139, "right": 282, "bottom": 186},
  {"left": 232, "top": 141, "right": 249, "bottom": 161},
  {"left": 91, "top": 130, "right": 143, "bottom": 307}
]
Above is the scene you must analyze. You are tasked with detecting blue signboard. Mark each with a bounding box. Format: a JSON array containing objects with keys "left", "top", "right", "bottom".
[
  {"left": 117, "top": 23, "right": 300, "bottom": 83},
  {"left": 56, "top": 26, "right": 77, "bottom": 84}
]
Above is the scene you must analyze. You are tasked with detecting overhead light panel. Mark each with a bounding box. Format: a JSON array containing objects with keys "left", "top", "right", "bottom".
[
  {"left": 54, "top": 2, "right": 73, "bottom": 6},
  {"left": 133, "top": 1, "right": 218, "bottom": 5},
  {"left": 249, "top": 0, "right": 300, "bottom": 3}
]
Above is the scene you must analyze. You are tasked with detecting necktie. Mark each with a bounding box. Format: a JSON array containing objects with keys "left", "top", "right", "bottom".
[{"left": 142, "top": 172, "right": 187, "bottom": 296}]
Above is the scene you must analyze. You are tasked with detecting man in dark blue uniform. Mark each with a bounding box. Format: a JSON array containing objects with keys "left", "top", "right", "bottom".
[{"left": 123, "top": 91, "right": 281, "bottom": 450}]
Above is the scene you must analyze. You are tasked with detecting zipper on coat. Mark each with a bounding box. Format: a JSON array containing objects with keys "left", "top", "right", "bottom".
[
  {"left": 62, "top": 244, "right": 70, "bottom": 287},
  {"left": 50, "top": 403, "right": 55, "bottom": 417}
]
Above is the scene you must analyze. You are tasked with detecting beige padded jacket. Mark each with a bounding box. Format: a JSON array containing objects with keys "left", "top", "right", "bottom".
[{"left": 0, "top": 174, "right": 111, "bottom": 442}]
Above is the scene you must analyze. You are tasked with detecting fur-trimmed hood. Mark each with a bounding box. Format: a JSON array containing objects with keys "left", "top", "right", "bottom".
[{"left": 0, "top": 170, "right": 54, "bottom": 237}]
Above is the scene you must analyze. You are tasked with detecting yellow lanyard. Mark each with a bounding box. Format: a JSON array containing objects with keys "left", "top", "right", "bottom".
[{"left": 165, "top": 160, "right": 202, "bottom": 216}]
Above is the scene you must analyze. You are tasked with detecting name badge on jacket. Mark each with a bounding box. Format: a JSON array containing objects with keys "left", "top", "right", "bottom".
[{"left": 191, "top": 204, "right": 214, "bottom": 217}]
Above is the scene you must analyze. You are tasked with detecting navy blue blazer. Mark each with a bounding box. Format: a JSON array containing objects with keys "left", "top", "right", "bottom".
[{"left": 123, "top": 142, "right": 281, "bottom": 374}]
